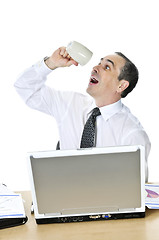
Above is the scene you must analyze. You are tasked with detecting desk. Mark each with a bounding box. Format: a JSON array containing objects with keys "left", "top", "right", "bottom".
[{"left": 1, "top": 191, "right": 159, "bottom": 240}]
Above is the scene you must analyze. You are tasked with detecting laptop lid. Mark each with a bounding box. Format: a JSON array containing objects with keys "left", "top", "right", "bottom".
[{"left": 27, "top": 145, "right": 145, "bottom": 223}]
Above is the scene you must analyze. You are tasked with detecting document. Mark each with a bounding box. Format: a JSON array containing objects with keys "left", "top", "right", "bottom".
[
  {"left": 0, "top": 184, "right": 25, "bottom": 218},
  {"left": 145, "top": 184, "right": 159, "bottom": 209}
]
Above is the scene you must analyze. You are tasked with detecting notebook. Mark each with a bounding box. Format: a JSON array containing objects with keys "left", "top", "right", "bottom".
[{"left": 27, "top": 145, "right": 145, "bottom": 224}]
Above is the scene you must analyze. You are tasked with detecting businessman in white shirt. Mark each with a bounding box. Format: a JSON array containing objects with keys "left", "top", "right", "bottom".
[{"left": 14, "top": 47, "right": 151, "bottom": 180}]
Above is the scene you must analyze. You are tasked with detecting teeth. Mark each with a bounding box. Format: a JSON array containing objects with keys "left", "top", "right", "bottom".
[{"left": 91, "top": 77, "right": 98, "bottom": 83}]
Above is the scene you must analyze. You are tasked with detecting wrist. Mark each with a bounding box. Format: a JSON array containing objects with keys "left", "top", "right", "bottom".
[{"left": 44, "top": 57, "right": 57, "bottom": 70}]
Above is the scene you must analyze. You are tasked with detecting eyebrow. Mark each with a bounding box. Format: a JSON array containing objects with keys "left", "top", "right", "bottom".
[{"left": 100, "top": 58, "right": 115, "bottom": 67}]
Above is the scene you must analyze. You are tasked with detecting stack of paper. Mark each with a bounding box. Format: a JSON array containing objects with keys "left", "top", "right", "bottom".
[
  {"left": 145, "top": 184, "right": 159, "bottom": 209},
  {"left": 0, "top": 184, "right": 28, "bottom": 229},
  {"left": 0, "top": 183, "right": 26, "bottom": 218}
]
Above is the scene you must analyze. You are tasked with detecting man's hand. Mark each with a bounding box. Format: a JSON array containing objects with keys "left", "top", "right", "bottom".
[{"left": 45, "top": 47, "right": 78, "bottom": 70}]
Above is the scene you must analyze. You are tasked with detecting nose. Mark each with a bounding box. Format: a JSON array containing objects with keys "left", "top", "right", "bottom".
[{"left": 93, "top": 65, "right": 99, "bottom": 73}]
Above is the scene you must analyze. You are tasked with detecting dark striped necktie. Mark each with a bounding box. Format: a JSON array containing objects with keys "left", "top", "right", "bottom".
[{"left": 80, "top": 107, "right": 101, "bottom": 148}]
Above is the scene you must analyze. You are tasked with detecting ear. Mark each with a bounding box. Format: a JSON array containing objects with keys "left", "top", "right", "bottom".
[{"left": 117, "top": 80, "right": 129, "bottom": 94}]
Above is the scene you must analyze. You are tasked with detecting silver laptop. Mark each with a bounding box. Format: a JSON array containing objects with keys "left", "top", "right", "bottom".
[{"left": 27, "top": 145, "right": 145, "bottom": 224}]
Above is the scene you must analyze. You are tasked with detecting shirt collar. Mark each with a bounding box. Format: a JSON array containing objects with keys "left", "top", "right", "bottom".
[
  {"left": 87, "top": 99, "right": 123, "bottom": 121},
  {"left": 99, "top": 100, "right": 123, "bottom": 121}
]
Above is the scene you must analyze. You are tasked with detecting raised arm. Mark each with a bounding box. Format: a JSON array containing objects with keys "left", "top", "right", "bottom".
[{"left": 14, "top": 47, "right": 78, "bottom": 116}]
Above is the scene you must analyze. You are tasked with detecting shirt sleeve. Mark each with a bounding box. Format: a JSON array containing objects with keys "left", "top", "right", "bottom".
[
  {"left": 14, "top": 59, "right": 75, "bottom": 123},
  {"left": 123, "top": 129, "right": 151, "bottom": 182}
]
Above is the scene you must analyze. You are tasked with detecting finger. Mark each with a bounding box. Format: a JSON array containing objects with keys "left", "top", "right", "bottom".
[
  {"left": 72, "top": 60, "right": 78, "bottom": 66},
  {"left": 66, "top": 54, "right": 71, "bottom": 59},
  {"left": 63, "top": 51, "right": 68, "bottom": 58},
  {"left": 69, "top": 57, "right": 78, "bottom": 66},
  {"left": 59, "top": 48, "right": 70, "bottom": 60},
  {"left": 67, "top": 59, "right": 78, "bottom": 67},
  {"left": 59, "top": 47, "right": 66, "bottom": 56}
]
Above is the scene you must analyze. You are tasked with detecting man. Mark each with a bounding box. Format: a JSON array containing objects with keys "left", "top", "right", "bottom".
[{"left": 14, "top": 46, "right": 151, "bottom": 180}]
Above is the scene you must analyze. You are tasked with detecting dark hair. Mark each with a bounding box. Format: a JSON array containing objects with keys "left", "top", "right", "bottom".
[{"left": 115, "top": 52, "right": 139, "bottom": 98}]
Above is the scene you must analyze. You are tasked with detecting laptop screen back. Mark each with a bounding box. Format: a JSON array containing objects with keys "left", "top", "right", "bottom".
[{"left": 29, "top": 147, "right": 143, "bottom": 216}]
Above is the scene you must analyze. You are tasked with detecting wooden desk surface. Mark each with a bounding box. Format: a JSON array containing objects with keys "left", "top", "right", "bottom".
[{"left": 1, "top": 191, "right": 159, "bottom": 240}]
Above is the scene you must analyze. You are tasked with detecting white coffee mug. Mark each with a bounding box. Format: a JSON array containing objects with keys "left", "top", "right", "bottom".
[{"left": 66, "top": 41, "right": 93, "bottom": 66}]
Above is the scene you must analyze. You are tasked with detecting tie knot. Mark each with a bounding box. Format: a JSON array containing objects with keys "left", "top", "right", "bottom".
[{"left": 92, "top": 107, "right": 101, "bottom": 117}]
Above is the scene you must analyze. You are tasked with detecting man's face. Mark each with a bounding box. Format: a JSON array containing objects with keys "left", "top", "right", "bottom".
[{"left": 86, "top": 54, "right": 126, "bottom": 105}]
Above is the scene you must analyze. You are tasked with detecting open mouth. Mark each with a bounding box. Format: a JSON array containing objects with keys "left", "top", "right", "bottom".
[{"left": 90, "top": 77, "right": 99, "bottom": 85}]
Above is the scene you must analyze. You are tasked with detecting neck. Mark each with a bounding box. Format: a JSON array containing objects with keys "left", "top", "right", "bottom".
[{"left": 94, "top": 96, "right": 121, "bottom": 108}]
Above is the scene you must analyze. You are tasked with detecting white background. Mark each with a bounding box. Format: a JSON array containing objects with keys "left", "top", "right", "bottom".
[{"left": 0, "top": 0, "right": 158, "bottom": 190}]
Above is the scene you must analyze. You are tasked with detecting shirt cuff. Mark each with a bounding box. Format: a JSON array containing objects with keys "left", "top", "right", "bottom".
[{"left": 34, "top": 58, "right": 53, "bottom": 77}]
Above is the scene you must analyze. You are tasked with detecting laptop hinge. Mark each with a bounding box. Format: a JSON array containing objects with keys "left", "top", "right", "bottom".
[
  {"left": 118, "top": 208, "right": 135, "bottom": 212},
  {"left": 61, "top": 206, "right": 119, "bottom": 215},
  {"left": 44, "top": 212, "right": 61, "bottom": 216}
]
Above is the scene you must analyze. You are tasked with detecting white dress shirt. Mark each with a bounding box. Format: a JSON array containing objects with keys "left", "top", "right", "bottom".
[{"left": 14, "top": 59, "right": 151, "bottom": 180}]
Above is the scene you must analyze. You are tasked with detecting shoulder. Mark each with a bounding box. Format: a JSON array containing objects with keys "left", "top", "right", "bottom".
[
  {"left": 116, "top": 104, "right": 151, "bottom": 150},
  {"left": 120, "top": 104, "right": 144, "bottom": 129},
  {"left": 119, "top": 104, "right": 150, "bottom": 142},
  {"left": 112, "top": 103, "right": 146, "bottom": 139}
]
